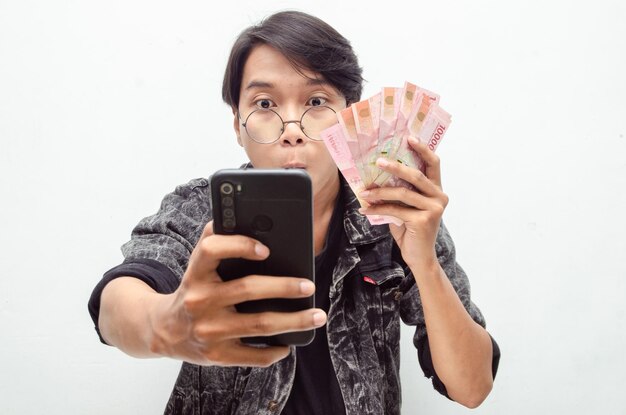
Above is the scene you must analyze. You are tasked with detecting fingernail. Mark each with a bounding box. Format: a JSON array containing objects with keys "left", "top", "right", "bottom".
[
  {"left": 377, "top": 158, "right": 390, "bottom": 167},
  {"left": 300, "top": 280, "right": 315, "bottom": 295},
  {"left": 313, "top": 312, "right": 327, "bottom": 326},
  {"left": 360, "top": 190, "right": 371, "bottom": 198},
  {"left": 255, "top": 243, "right": 269, "bottom": 257},
  {"left": 358, "top": 207, "right": 368, "bottom": 215}
]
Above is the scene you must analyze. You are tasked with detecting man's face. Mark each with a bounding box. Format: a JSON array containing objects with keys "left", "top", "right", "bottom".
[{"left": 234, "top": 44, "right": 346, "bottom": 197}]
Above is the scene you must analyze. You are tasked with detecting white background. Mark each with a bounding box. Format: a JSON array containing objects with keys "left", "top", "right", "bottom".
[{"left": 1, "top": 0, "right": 625, "bottom": 413}]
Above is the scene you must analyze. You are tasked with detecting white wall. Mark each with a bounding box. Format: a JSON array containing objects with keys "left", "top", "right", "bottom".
[{"left": 1, "top": 0, "right": 625, "bottom": 413}]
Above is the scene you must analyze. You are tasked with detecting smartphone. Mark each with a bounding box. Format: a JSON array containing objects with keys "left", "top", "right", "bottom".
[{"left": 210, "top": 168, "right": 315, "bottom": 346}]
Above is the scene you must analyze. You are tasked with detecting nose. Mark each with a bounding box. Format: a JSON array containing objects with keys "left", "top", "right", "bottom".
[{"left": 280, "top": 119, "right": 306, "bottom": 146}]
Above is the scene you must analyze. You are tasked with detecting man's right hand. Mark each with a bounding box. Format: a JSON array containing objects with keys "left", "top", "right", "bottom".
[{"left": 146, "top": 221, "right": 326, "bottom": 367}]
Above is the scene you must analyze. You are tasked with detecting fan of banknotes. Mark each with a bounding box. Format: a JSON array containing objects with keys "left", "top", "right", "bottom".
[{"left": 320, "top": 81, "right": 451, "bottom": 225}]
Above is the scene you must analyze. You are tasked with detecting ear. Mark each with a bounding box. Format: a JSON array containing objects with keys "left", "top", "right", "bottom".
[{"left": 232, "top": 107, "right": 243, "bottom": 147}]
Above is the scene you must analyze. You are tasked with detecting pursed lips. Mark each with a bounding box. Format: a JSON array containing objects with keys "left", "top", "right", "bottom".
[{"left": 282, "top": 162, "right": 307, "bottom": 169}]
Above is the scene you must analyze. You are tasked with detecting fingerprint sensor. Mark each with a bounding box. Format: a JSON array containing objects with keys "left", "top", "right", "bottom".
[{"left": 252, "top": 215, "right": 273, "bottom": 232}]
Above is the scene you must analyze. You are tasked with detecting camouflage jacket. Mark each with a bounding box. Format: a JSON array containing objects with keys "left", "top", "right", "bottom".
[{"left": 103, "top": 174, "right": 492, "bottom": 415}]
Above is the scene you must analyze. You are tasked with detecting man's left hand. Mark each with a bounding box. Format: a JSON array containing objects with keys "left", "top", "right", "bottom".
[{"left": 358, "top": 136, "right": 448, "bottom": 269}]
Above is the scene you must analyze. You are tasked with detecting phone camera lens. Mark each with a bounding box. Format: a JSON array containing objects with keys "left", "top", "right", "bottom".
[
  {"left": 223, "top": 218, "right": 235, "bottom": 229},
  {"left": 222, "top": 197, "right": 233, "bottom": 207},
  {"left": 223, "top": 208, "right": 234, "bottom": 218},
  {"left": 220, "top": 183, "right": 234, "bottom": 195}
]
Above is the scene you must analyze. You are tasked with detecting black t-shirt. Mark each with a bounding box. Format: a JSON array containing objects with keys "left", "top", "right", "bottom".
[{"left": 281, "top": 189, "right": 346, "bottom": 415}]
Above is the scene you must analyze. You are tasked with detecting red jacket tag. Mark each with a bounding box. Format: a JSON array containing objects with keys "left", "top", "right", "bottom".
[{"left": 363, "top": 276, "right": 376, "bottom": 285}]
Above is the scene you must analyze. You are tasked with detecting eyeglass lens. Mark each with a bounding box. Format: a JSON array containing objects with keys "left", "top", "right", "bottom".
[{"left": 244, "top": 107, "right": 336, "bottom": 143}]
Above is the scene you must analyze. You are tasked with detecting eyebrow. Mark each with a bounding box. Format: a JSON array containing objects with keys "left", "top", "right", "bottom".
[{"left": 245, "top": 78, "right": 329, "bottom": 90}]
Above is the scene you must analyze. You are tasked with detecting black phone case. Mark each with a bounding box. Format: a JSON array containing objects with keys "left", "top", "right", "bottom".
[{"left": 210, "top": 168, "right": 315, "bottom": 346}]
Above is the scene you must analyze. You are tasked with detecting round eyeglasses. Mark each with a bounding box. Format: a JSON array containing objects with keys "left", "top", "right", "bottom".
[{"left": 239, "top": 106, "right": 337, "bottom": 144}]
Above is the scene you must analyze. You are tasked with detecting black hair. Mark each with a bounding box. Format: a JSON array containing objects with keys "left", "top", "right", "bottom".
[{"left": 222, "top": 11, "right": 363, "bottom": 109}]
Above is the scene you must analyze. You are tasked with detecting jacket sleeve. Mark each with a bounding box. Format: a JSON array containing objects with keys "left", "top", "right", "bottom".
[
  {"left": 394, "top": 220, "right": 499, "bottom": 398},
  {"left": 119, "top": 177, "right": 213, "bottom": 280},
  {"left": 87, "top": 177, "right": 213, "bottom": 344}
]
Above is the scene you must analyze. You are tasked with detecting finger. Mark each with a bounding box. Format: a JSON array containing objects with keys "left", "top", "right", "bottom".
[
  {"left": 218, "top": 342, "right": 291, "bottom": 367},
  {"left": 359, "top": 202, "right": 427, "bottom": 224},
  {"left": 224, "top": 308, "right": 327, "bottom": 339},
  {"left": 201, "top": 221, "right": 214, "bottom": 238},
  {"left": 215, "top": 275, "right": 316, "bottom": 307},
  {"left": 186, "top": 234, "right": 270, "bottom": 284},
  {"left": 375, "top": 157, "right": 441, "bottom": 197},
  {"left": 359, "top": 185, "right": 432, "bottom": 211},
  {"left": 407, "top": 137, "right": 442, "bottom": 188}
]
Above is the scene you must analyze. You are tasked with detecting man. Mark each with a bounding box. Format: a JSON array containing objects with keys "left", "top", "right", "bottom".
[{"left": 89, "top": 10, "right": 500, "bottom": 414}]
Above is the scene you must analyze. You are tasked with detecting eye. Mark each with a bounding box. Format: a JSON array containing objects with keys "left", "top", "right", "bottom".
[
  {"left": 254, "top": 98, "right": 275, "bottom": 109},
  {"left": 307, "top": 97, "right": 327, "bottom": 107}
]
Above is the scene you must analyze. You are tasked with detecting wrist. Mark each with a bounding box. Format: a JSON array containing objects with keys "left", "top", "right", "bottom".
[
  {"left": 407, "top": 254, "right": 441, "bottom": 283},
  {"left": 146, "top": 292, "right": 178, "bottom": 357},
  {"left": 405, "top": 247, "right": 438, "bottom": 271}
]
